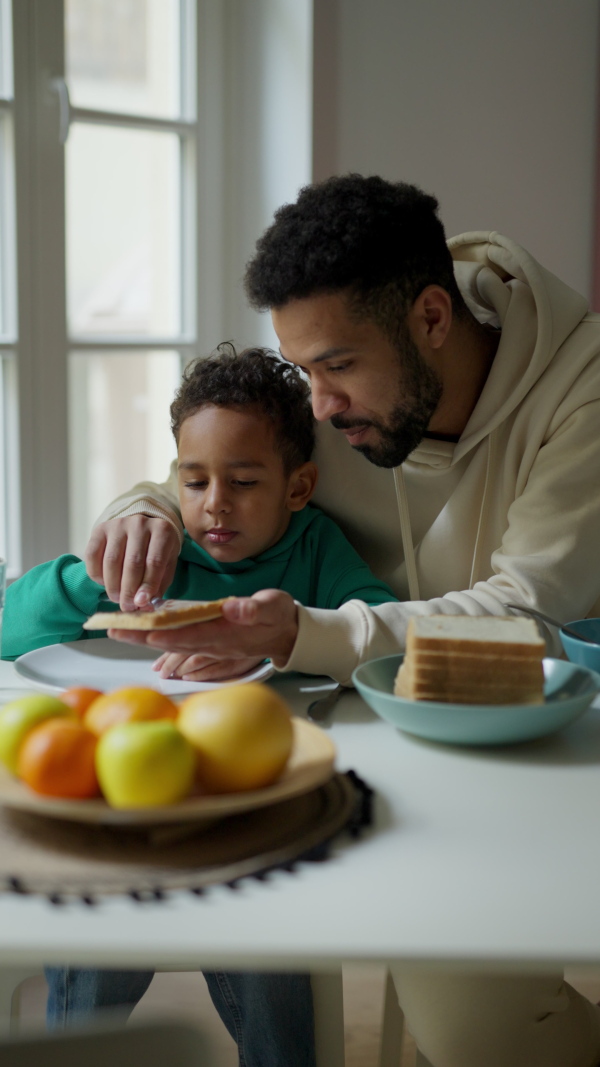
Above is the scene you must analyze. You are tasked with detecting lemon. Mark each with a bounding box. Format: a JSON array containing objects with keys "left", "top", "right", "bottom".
[{"left": 177, "top": 682, "right": 294, "bottom": 794}]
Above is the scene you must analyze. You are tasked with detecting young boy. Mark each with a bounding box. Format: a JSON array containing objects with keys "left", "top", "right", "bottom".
[
  {"left": 1, "top": 344, "right": 396, "bottom": 1067},
  {"left": 2, "top": 344, "right": 396, "bottom": 665}
]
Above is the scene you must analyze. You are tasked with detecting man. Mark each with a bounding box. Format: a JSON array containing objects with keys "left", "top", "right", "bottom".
[{"left": 87, "top": 175, "right": 600, "bottom": 1065}]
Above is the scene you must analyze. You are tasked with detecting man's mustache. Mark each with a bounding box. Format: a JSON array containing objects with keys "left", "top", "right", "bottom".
[{"left": 330, "top": 415, "right": 374, "bottom": 431}]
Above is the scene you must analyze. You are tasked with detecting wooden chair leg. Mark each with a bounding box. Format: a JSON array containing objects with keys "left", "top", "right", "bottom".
[
  {"left": 0, "top": 968, "right": 43, "bottom": 1033},
  {"left": 378, "top": 968, "right": 405, "bottom": 1067},
  {"left": 311, "top": 970, "right": 345, "bottom": 1067}
]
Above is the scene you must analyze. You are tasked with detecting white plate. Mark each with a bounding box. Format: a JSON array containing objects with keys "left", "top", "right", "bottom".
[{"left": 14, "top": 639, "right": 274, "bottom": 696}]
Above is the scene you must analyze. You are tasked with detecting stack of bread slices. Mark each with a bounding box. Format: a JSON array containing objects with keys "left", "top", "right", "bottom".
[{"left": 394, "top": 615, "right": 545, "bottom": 705}]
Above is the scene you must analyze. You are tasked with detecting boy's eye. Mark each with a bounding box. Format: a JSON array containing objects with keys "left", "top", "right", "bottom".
[
  {"left": 328, "top": 361, "right": 351, "bottom": 373},
  {"left": 184, "top": 481, "right": 208, "bottom": 489},
  {"left": 234, "top": 480, "right": 258, "bottom": 488}
]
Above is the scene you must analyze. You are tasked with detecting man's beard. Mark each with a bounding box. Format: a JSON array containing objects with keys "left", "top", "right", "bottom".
[{"left": 331, "top": 335, "right": 442, "bottom": 468}]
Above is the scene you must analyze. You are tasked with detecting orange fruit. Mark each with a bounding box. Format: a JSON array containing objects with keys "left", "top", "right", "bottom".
[
  {"left": 83, "top": 687, "right": 178, "bottom": 737},
  {"left": 17, "top": 718, "right": 99, "bottom": 799},
  {"left": 60, "top": 687, "right": 104, "bottom": 719},
  {"left": 177, "top": 683, "right": 294, "bottom": 793}
]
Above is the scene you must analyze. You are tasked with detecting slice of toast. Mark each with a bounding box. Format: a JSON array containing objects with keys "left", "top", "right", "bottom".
[
  {"left": 83, "top": 597, "right": 232, "bottom": 631},
  {"left": 405, "top": 615, "right": 545, "bottom": 658}
]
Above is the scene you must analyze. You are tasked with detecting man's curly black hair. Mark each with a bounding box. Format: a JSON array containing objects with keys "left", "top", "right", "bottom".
[
  {"left": 170, "top": 343, "right": 315, "bottom": 475},
  {"left": 244, "top": 174, "right": 468, "bottom": 345}
]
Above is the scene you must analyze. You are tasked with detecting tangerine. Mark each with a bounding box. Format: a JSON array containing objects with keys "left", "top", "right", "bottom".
[
  {"left": 17, "top": 718, "right": 99, "bottom": 798},
  {"left": 83, "top": 687, "right": 178, "bottom": 737},
  {"left": 60, "top": 687, "right": 104, "bottom": 719}
]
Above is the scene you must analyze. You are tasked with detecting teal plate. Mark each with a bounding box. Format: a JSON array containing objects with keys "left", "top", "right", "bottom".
[{"left": 352, "top": 655, "right": 600, "bottom": 746}]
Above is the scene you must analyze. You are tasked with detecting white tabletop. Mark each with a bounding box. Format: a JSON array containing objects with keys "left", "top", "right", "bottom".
[{"left": 1, "top": 659, "right": 600, "bottom": 973}]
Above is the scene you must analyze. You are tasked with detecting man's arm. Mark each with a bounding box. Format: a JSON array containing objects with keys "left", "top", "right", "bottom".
[
  {"left": 109, "top": 399, "right": 600, "bottom": 684},
  {"left": 86, "top": 462, "right": 182, "bottom": 610}
]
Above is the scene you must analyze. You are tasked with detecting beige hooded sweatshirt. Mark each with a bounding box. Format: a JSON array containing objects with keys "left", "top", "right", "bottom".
[{"left": 100, "top": 232, "right": 600, "bottom": 684}]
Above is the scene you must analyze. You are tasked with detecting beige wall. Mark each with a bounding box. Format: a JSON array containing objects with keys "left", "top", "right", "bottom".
[{"left": 313, "top": 0, "right": 599, "bottom": 299}]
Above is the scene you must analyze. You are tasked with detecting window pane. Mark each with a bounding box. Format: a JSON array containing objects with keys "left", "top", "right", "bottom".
[
  {"left": 68, "top": 350, "right": 181, "bottom": 557},
  {"left": 66, "top": 124, "right": 181, "bottom": 337},
  {"left": 65, "top": 0, "right": 182, "bottom": 119},
  {"left": 0, "top": 0, "right": 13, "bottom": 100}
]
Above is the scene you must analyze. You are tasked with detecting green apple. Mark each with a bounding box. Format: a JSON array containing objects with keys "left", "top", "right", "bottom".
[
  {"left": 0, "top": 695, "right": 74, "bottom": 774},
  {"left": 96, "top": 721, "right": 196, "bottom": 808}
]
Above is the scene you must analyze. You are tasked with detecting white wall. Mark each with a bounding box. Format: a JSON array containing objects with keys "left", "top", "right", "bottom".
[
  {"left": 223, "top": 0, "right": 313, "bottom": 349},
  {"left": 313, "top": 0, "right": 599, "bottom": 299}
]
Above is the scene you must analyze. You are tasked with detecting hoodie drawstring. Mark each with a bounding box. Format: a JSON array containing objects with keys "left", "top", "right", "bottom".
[
  {"left": 469, "top": 429, "right": 498, "bottom": 589},
  {"left": 393, "top": 430, "right": 497, "bottom": 601},
  {"left": 393, "top": 466, "right": 420, "bottom": 601}
]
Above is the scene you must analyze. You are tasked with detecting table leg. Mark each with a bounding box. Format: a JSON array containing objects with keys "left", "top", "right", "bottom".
[
  {"left": 0, "top": 968, "right": 43, "bottom": 1033},
  {"left": 311, "top": 970, "right": 345, "bottom": 1067},
  {"left": 378, "top": 968, "right": 405, "bottom": 1067}
]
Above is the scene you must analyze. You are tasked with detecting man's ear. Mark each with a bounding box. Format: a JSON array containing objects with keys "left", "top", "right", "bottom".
[
  {"left": 408, "top": 285, "right": 453, "bottom": 351},
  {"left": 286, "top": 462, "right": 318, "bottom": 511}
]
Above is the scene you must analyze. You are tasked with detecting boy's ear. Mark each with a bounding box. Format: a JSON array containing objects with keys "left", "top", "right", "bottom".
[{"left": 286, "top": 462, "right": 318, "bottom": 511}]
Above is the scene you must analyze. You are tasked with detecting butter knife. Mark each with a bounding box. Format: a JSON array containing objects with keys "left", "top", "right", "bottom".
[{"left": 306, "top": 684, "right": 347, "bottom": 726}]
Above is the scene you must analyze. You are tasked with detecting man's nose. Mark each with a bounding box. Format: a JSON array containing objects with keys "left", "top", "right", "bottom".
[{"left": 310, "top": 381, "right": 349, "bottom": 422}]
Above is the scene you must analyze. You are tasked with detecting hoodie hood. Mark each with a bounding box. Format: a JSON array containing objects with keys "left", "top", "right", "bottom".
[
  {"left": 395, "top": 232, "right": 590, "bottom": 602},
  {"left": 440, "top": 231, "right": 589, "bottom": 462}
]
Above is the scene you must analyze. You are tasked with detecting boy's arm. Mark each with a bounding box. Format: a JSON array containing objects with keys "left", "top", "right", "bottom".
[
  {"left": 312, "top": 514, "right": 398, "bottom": 608},
  {"left": 86, "top": 461, "right": 183, "bottom": 610},
  {"left": 1, "top": 557, "right": 110, "bottom": 660}
]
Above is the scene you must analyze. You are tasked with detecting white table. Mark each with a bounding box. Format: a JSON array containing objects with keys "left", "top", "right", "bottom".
[
  {"left": 2, "top": 659, "right": 600, "bottom": 1067},
  {"left": 0, "top": 658, "right": 599, "bottom": 974},
  {"left": 0, "top": 657, "right": 593, "bottom": 981}
]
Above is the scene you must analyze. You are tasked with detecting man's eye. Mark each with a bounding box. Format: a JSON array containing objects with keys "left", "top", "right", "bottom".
[{"left": 328, "top": 362, "right": 351, "bottom": 373}]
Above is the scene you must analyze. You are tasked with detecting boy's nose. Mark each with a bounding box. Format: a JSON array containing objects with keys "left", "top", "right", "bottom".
[{"left": 204, "top": 482, "right": 231, "bottom": 514}]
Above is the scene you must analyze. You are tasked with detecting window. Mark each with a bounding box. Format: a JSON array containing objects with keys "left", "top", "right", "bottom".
[
  {"left": 2, "top": 0, "right": 311, "bottom": 573},
  {"left": 64, "top": 0, "right": 193, "bottom": 554},
  {"left": 6, "top": 0, "right": 217, "bottom": 569}
]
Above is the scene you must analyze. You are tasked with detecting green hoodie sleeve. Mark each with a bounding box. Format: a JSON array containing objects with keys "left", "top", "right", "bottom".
[
  {"left": 1, "top": 556, "right": 113, "bottom": 660},
  {"left": 310, "top": 514, "right": 398, "bottom": 609}
]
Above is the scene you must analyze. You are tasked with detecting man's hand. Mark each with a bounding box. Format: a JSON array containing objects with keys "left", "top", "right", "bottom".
[
  {"left": 109, "top": 589, "right": 299, "bottom": 668},
  {"left": 153, "top": 651, "right": 265, "bottom": 682},
  {"left": 85, "top": 516, "right": 181, "bottom": 611}
]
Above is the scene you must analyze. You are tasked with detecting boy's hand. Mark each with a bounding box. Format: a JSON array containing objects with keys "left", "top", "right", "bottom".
[
  {"left": 85, "top": 516, "right": 180, "bottom": 610},
  {"left": 152, "top": 651, "right": 266, "bottom": 682},
  {"left": 109, "top": 589, "right": 299, "bottom": 667}
]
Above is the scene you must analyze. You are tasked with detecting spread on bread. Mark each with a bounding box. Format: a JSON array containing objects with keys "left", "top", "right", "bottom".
[
  {"left": 83, "top": 597, "right": 232, "bottom": 632},
  {"left": 394, "top": 615, "right": 545, "bottom": 704}
]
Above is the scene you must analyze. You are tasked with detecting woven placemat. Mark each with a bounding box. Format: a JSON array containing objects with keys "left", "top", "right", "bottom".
[{"left": 0, "top": 771, "right": 373, "bottom": 904}]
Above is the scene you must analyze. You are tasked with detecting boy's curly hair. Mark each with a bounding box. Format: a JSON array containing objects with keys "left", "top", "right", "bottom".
[
  {"left": 244, "top": 174, "right": 467, "bottom": 346},
  {"left": 170, "top": 343, "right": 315, "bottom": 474}
]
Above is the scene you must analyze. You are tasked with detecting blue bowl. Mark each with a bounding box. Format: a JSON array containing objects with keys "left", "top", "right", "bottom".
[
  {"left": 352, "top": 654, "right": 600, "bottom": 746},
  {"left": 560, "top": 619, "right": 600, "bottom": 673}
]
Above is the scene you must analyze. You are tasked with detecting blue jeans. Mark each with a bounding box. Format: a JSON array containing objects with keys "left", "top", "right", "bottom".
[{"left": 44, "top": 967, "right": 316, "bottom": 1067}]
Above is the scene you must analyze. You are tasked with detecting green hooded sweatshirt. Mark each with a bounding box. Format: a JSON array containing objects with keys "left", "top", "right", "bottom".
[{"left": 1, "top": 505, "right": 396, "bottom": 660}]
